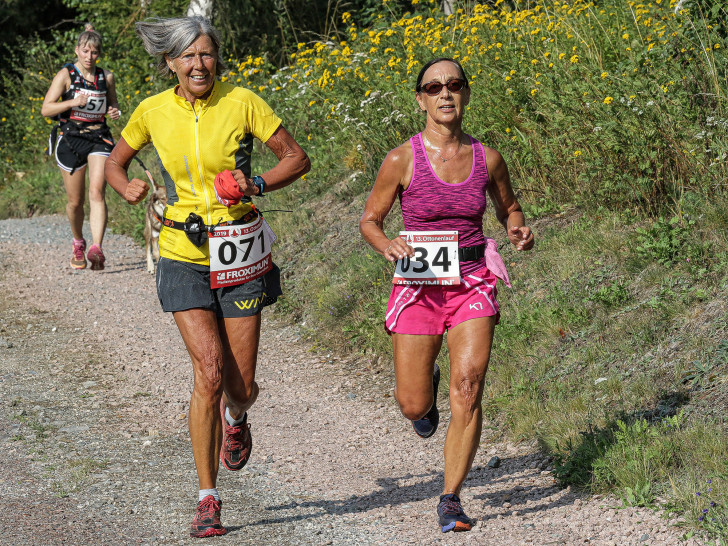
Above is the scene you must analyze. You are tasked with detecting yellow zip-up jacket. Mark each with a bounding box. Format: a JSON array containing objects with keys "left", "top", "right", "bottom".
[{"left": 122, "top": 80, "right": 281, "bottom": 265}]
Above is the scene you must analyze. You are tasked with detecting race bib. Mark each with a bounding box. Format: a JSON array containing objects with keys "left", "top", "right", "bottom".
[
  {"left": 208, "top": 218, "right": 274, "bottom": 288},
  {"left": 393, "top": 231, "right": 460, "bottom": 286},
  {"left": 70, "top": 89, "right": 107, "bottom": 122}
]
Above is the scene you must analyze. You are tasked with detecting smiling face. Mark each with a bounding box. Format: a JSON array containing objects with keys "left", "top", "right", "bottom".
[
  {"left": 75, "top": 42, "right": 100, "bottom": 73},
  {"left": 167, "top": 34, "right": 217, "bottom": 103},
  {"left": 415, "top": 60, "right": 470, "bottom": 124}
]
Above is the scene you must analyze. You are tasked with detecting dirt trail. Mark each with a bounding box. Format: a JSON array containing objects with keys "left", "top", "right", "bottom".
[{"left": 0, "top": 216, "right": 708, "bottom": 545}]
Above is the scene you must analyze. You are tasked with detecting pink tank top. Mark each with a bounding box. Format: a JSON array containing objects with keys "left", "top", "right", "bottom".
[{"left": 400, "top": 132, "right": 488, "bottom": 276}]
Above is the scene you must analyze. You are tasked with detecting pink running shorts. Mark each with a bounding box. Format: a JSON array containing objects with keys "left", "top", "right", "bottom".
[{"left": 385, "top": 265, "right": 500, "bottom": 335}]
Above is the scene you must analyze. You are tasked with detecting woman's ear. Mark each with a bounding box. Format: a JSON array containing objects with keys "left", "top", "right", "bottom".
[
  {"left": 415, "top": 92, "right": 426, "bottom": 112},
  {"left": 165, "top": 55, "right": 175, "bottom": 73}
]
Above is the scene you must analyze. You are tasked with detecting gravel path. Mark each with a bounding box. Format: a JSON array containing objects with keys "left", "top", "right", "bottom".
[{"left": 0, "top": 215, "right": 709, "bottom": 545}]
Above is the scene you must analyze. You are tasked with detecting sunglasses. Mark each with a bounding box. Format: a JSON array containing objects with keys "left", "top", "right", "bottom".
[{"left": 420, "top": 79, "right": 467, "bottom": 96}]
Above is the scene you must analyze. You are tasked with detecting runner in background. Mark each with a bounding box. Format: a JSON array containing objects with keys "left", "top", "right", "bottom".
[
  {"left": 359, "top": 57, "right": 534, "bottom": 533},
  {"left": 41, "top": 24, "right": 120, "bottom": 270},
  {"left": 104, "top": 16, "right": 309, "bottom": 538}
]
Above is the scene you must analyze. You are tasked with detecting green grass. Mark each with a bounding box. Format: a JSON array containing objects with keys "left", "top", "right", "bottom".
[{"left": 0, "top": 0, "right": 727, "bottom": 540}]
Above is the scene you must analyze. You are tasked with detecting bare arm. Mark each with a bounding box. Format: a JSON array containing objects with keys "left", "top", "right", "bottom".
[
  {"left": 230, "top": 125, "right": 310, "bottom": 196},
  {"left": 40, "top": 68, "right": 79, "bottom": 119},
  {"left": 485, "top": 147, "right": 534, "bottom": 251},
  {"left": 104, "top": 137, "right": 149, "bottom": 205},
  {"left": 104, "top": 70, "right": 121, "bottom": 121},
  {"left": 359, "top": 143, "right": 415, "bottom": 263}
]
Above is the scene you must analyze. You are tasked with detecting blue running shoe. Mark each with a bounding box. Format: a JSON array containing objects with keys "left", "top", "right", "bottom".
[
  {"left": 437, "top": 493, "right": 473, "bottom": 532},
  {"left": 412, "top": 363, "right": 440, "bottom": 438}
]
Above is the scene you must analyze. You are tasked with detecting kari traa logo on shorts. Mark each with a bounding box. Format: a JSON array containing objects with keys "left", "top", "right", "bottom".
[{"left": 469, "top": 302, "right": 483, "bottom": 311}]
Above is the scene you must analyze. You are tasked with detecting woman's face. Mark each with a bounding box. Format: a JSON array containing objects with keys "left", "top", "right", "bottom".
[
  {"left": 75, "top": 42, "right": 100, "bottom": 72},
  {"left": 167, "top": 34, "right": 217, "bottom": 103},
  {"left": 415, "top": 61, "right": 470, "bottom": 123}
]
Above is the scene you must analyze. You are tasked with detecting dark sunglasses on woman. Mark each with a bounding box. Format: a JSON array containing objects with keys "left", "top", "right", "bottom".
[{"left": 420, "top": 79, "right": 467, "bottom": 96}]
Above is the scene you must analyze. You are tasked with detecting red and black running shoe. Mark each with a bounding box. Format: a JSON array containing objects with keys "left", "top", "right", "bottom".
[
  {"left": 190, "top": 495, "right": 227, "bottom": 538},
  {"left": 219, "top": 398, "right": 252, "bottom": 471},
  {"left": 437, "top": 493, "right": 473, "bottom": 532}
]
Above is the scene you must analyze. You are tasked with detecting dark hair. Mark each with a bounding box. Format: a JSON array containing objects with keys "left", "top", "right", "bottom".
[{"left": 415, "top": 58, "right": 469, "bottom": 92}]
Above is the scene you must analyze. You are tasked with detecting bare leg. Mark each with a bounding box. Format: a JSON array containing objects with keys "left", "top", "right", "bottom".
[
  {"left": 219, "top": 313, "right": 262, "bottom": 420},
  {"left": 173, "top": 309, "right": 262, "bottom": 490},
  {"left": 86, "top": 155, "right": 108, "bottom": 247},
  {"left": 61, "top": 166, "right": 87, "bottom": 240},
  {"left": 174, "top": 309, "right": 225, "bottom": 490},
  {"left": 392, "top": 333, "right": 443, "bottom": 421},
  {"left": 442, "top": 316, "right": 496, "bottom": 496}
]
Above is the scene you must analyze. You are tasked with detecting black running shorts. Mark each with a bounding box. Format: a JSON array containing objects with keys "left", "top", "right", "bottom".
[
  {"left": 155, "top": 257, "right": 282, "bottom": 317},
  {"left": 54, "top": 132, "right": 113, "bottom": 173}
]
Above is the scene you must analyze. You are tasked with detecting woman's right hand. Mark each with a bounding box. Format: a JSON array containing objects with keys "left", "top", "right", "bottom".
[
  {"left": 383, "top": 236, "right": 414, "bottom": 263},
  {"left": 75, "top": 93, "right": 88, "bottom": 108},
  {"left": 124, "top": 178, "right": 149, "bottom": 205}
]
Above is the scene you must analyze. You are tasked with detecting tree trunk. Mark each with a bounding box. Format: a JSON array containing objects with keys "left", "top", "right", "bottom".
[
  {"left": 187, "top": 0, "right": 213, "bottom": 18},
  {"left": 441, "top": 0, "right": 455, "bottom": 14}
]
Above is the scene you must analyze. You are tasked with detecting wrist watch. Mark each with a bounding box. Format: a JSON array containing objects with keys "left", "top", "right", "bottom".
[{"left": 252, "top": 175, "right": 266, "bottom": 196}]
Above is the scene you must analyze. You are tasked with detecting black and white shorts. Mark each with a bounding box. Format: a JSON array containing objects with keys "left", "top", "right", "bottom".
[
  {"left": 155, "top": 257, "right": 282, "bottom": 318},
  {"left": 51, "top": 125, "right": 113, "bottom": 173}
]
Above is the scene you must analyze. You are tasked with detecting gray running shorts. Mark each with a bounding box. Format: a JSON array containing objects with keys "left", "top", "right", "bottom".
[{"left": 155, "top": 257, "right": 281, "bottom": 317}]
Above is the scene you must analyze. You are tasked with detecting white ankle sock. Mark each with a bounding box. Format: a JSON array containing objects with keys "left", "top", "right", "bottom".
[
  {"left": 225, "top": 407, "right": 246, "bottom": 426},
  {"left": 199, "top": 488, "right": 219, "bottom": 502}
]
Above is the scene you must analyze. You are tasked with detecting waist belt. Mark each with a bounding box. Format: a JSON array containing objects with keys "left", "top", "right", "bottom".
[
  {"left": 458, "top": 244, "right": 485, "bottom": 262},
  {"left": 162, "top": 208, "right": 260, "bottom": 232}
]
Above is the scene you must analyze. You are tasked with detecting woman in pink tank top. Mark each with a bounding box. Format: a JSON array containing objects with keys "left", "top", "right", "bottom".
[{"left": 360, "top": 58, "right": 534, "bottom": 534}]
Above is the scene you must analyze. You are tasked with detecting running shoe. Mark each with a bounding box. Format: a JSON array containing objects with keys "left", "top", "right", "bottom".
[
  {"left": 86, "top": 244, "right": 105, "bottom": 271},
  {"left": 412, "top": 363, "right": 440, "bottom": 438},
  {"left": 437, "top": 493, "right": 473, "bottom": 532},
  {"left": 219, "top": 398, "right": 252, "bottom": 471},
  {"left": 190, "top": 495, "right": 226, "bottom": 538},
  {"left": 70, "top": 239, "right": 86, "bottom": 269}
]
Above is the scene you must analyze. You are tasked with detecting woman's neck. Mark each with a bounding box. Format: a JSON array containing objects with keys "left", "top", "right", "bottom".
[
  {"left": 422, "top": 124, "right": 464, "bottom": 149},
  {"left": 74, "top": 63, "right": 95, "bottom": 81}
]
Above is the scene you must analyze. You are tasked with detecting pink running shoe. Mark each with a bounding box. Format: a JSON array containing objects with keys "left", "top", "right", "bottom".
[
  {"left": 87, "top": 244, "right": 105, "bottom": 271},
  {"left": 190, "top": 495, "right": 227, "bottom": 538},
  {"left": 70, "top": 239, "right": 86, "bottom": 269},
  {"left": 219, "top": 398, "right": 252, "bottom": 471}
]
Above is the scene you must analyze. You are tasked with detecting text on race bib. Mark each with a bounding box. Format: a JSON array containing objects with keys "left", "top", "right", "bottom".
[
  {"left": 208, "top": 218, "right": 274, "bottom": 288},
  {"left": 393, "top": 231, "right": 460, "bottom": 286},
  {"left": 70, "top": 89, "right": 107, "bottom": 122}
]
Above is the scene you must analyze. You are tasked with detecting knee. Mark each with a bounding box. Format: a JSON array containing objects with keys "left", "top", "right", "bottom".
[
  {"left": 193, "top": 357, "right": 224, "bottom": 401},
  {"left": 88, "top": 186, "right": 106, "bottom": 203},
  {"left": 396, "top": 389, "right": 433, "bottom": 421},
  {"left": 67, "top": 196, "right": 84, "bottom": 209},
  {"left": 450, "top": 376, "right": 484, "bottom": 413}
]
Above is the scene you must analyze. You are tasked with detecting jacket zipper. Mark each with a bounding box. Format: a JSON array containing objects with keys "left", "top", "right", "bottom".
[{"left": 192, "top": 101, "right": 212, "bottom": 226}]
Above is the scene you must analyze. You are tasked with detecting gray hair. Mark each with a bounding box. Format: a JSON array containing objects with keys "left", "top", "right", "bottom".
[{"left": 135, "top": 16, "right": 226, "bottom": 79}]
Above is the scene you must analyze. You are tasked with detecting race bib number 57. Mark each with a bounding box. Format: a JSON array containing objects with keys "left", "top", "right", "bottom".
[
  {"left": 393, "top": 231, "right": 460, "bottom": 286},
  {"left": 208, "top": 218, "right": 274, "bottom": 288}
]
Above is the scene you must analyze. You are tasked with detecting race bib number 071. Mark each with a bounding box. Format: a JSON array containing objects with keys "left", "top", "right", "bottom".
[
  {"left": 208, "top": 218, "right": 274, "bottom": 288},
  {"left": 392, "top": 231, "right": 460, "bottom": 286}
]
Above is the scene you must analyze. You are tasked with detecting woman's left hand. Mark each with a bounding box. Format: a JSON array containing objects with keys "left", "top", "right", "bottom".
[
  {"left": 508, "top": 225, "right": 534, "bottom": 251},
  {"left": 107, "top": 106, "right": 121, "bottom": 120},
  {"left": 230, "top": 170, "right": 260, "bottom": 197}
]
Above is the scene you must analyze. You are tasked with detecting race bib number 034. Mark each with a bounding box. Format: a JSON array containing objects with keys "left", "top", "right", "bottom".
[
  {"left": 393, "top": 231, "right": 460, "bottom": 286},
  {"left": 209, "top": 218, "right": 274, "bottom": 288}
]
